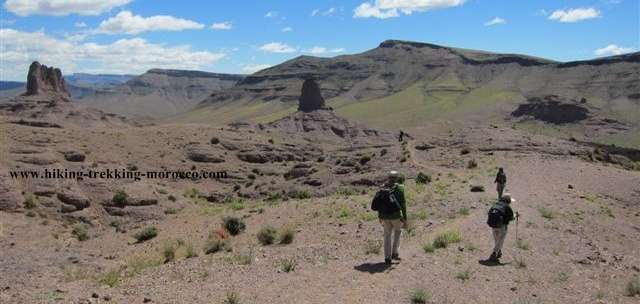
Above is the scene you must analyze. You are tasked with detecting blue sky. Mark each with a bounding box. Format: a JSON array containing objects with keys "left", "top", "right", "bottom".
[{"left": 0, "top": 0, "right": 638, "bottom": 80}]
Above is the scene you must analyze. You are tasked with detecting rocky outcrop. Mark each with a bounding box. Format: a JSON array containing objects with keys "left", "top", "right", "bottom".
[
  {"left": 25, "top": 61, "right": 70, "bottom": 100},
  {"left": 298, "top": 79, "right": 326, "bottom": 112},
  {"left": 512, "top": 96, "right": 589, "bottom": 124}
]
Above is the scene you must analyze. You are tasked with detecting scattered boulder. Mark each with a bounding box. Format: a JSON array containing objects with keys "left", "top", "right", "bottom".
[
  {"left": 62, "top": 151, "right": 86, "bottom": 162},
  {"left": 470, "top": 185, "right": 485, "bottom": 192},
  {"left": 57, "top": 191, "right": 90, "bottom": 212},
  {"left": 186, "top": 145, "right": 225, "bottom": 163}
]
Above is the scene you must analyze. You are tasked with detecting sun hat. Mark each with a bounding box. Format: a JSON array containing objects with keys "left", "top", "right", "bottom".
[{"left": 502, "top": 193, "right": 516, "bottom": 204}]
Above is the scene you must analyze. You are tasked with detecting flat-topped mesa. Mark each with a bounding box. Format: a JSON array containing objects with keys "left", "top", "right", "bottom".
[
  {"left": 298, "top": 79, "right": 328, "bottom": 112},
  {"left": 25, "top": 61, "right": 70, "bottom": 100}
]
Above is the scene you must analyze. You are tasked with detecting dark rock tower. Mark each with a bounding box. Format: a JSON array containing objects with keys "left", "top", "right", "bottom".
[
  {"left": 25, "top": 61, "right": 70, "bottom": 100},
  {"left": 298, "top": 79, "right": 326, "bottom": 112}
]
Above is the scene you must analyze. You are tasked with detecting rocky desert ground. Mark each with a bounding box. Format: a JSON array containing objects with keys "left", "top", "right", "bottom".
[{"left": 1, "top": 55, "right": 639, "bottom": 304}]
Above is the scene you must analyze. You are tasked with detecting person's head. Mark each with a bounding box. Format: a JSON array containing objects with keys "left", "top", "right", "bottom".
[
  {"left": 501, "top": 193, "right": 515, "bottom": 204},
  {"left": 498, "top": 167, "right": 504, "bottom": 174},
  {"left": 386, "top": 170, "right": 403, "bottom": 186}
]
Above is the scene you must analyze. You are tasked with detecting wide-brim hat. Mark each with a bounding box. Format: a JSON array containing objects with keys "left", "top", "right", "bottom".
[{"left": 502, "top": 193, "right": 516, "bottom": 204}]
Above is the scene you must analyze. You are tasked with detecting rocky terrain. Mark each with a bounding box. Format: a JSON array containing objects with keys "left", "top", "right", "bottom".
[{"left": 1, "top": 56, "right": 639, "bottom": 304}]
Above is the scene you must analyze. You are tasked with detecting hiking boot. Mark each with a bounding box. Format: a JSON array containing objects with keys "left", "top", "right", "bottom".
[
  {"left": 391, "top": 253, "right": 401, "bottom": 261},
  {"left": 496, "top": 250, "right": 502, "bottom": 259},
  {"left": 488, "top": 252, "right": 499, "bottom": 262},
  {"left": 384, "top": 258, "right": 392, "bottom": 265}
]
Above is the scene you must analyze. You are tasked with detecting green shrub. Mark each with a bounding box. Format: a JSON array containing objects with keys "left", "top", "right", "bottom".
[
  {"left": 415, "top": 172, "right": 431, "bottom": 184},
  {"left": 72, "top": 224, "right": 89, "bottom": 241},
  {"left": 279, "top": 227, "right": 295, "bottom": 244},
  {"left": 164, "top": 208, "right": 178, "bottom": 215},
  {"left": 224, "top": 291, "right": 241, "bottom": 304},
  {"left": 185, "top": 242, "right": 198, "bottom": 258},
  {"left": 96, "top": 269, "right": 121, "bottom": 287},
  {"left": 133, "top": 226, "right": 158, "bottom": 243},
  {"left": 538, "top": 207, "right": 556, "bottom": 219},
  {"left": 422, "top": 243, "right": 435, "bottom": 253},
  {"left": 456, "top": 270, "right": 471, "bottom": 281},
  {"left": 626, "top": 276, "right": 640, "bottom": 297},
  {"left": 222, "top": 216, "right": 246, "bottom": 236},
  {"left": 516, "top": 239, "right": 530, "bottom": 250},
  {"left": 410, "top": 288, "right": 430, "bottom": 304},
  {"left": 162, "top": 242, "right": 176, "bottom": 263},
  {"left": 167, "top": 195, "right": 176, "bottom": 202},
  {"left": 432, "top": 230, "right": 462, "bottom": 249},
  {"left": 457, "top": 207, "right": 470, "bottom": 216},
  {"left": 289, "top": 189, "right": 311, "bottom": 200},
  {"left": 203, "top": 236, "right": 228, "bottom": 254},
  {"left": 257, "top": 225, "right": 278, "bottom": 245},
  {"left": 278, "top": 258, "right": 297, "bottom": 273},
  {"left": 515, "top": 257, "right": 527, "bottom": 269},
  {"left": 24, "top": 195, "right": 36, "bottom": 209},
  {"left": 112, "top": 190, "right": 128, "bottom": 206}
]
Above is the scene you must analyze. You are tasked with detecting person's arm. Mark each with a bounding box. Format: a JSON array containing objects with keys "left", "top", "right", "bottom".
[
  {"left": 506, "top": 206, "right": 514, "bottom": 222},
  {"left": 396, "top": 184, "right": 407, "bottom": 221},
  {"left": 494, "top": 174, "right": 498, "bottom": 183}
]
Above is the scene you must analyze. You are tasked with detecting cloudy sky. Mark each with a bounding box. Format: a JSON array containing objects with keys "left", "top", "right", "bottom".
[{"left": 0, "top": 0, "right": 637, "bottom": 80}]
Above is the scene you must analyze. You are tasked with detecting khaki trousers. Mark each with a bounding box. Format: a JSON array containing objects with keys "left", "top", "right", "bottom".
[
  {"left": 382, "top": 219, "right": 403, "bottom": 259},
  {"left": 492, "top": 226, "right": 508, "bottom": 254}
]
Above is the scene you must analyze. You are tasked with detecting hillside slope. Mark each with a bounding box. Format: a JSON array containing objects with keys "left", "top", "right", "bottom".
[
  {"left": 179, "top": 40, "right": 639, "bottom": 147},
  {"left": 75, "top": 69, "right": 245, "bottom": 119}
]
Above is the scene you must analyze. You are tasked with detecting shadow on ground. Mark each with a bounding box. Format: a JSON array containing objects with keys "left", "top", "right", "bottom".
[
  {"left": 478, "top": 259, "right": 510, "bottom": 267},
  {"left": 354, "top": 262, "right": 392, "bottom": 273}
]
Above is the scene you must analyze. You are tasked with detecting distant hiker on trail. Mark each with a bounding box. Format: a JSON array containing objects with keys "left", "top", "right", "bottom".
[
  {"left": 486, "top": 193, "right": 516, "bottom": 262},
  {"left": 371, "top": 171, "right": 407, "bottom": 265},
  {"left": 398, "top": 130, "right": 413, "bottom": 142},
  {"left": 494, "top": 167, "right": 507, "bottom": 198}
]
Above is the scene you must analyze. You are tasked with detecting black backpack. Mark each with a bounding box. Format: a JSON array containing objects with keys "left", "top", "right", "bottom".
[
  {"left": 371, "top": 188, "right": 401, "bottom": 214},
  {"left": 487, "top": 202, "right": 507, "bottom": 228}
]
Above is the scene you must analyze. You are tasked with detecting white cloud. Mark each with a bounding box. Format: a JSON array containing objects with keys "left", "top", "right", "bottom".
[
  {"left": 4, "top": 0, "right": 132, "bottom": 16},
  {"left": 74, "top": 22, "right": 87, "bottom": 28},
  {"left": 354, "top": 0, "right": 465, "bottom": 19},
  {"left": 281, "top": 27, "right": 293, "bottom": 32},
  {"left": 98, "top": 11, "right": 204, "bottom": 35},
  {"left": 211, "top": 21, "right": 232, "bottom": 30},
  {"left": 484, "top": 17, "right": 506, "bottom": 26},
  {"left": 549, "top": 8, "right": 600, "bottom": 23},
  {"left": 242, "top": 64, "right": 272, "bottom": 73},
  {"left": 265, "top": 11, "right": 278, "bottom": 18},
  {"left": 0, "top": 28, "right": 225, "bottom": 80},
  {"left": 312, "top": 7, "right": 337, "bottom": 17},
  {"left": 305, "top": 47, "right": 346, "bottom": 54},
  {"left": 259, "top": 42, "right": 296, "bottom": 53},
  {"left": 594, "top": 44, "right": 635, "bottom": 56}
]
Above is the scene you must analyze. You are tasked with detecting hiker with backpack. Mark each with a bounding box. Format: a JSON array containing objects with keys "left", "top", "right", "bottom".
[
  {"left": 486, "top": 193, "right": 516, "bottom": 262},
  {"left": 494, "top": 167, "right": 507, "bottom": 198},
  {"left": 371, "top": 171, "right": 407, "bottom": 265}
]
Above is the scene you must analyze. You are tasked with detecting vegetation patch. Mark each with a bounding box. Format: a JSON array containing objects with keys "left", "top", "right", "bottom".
[
  {"left": 133, "top": 226, "right": 158, "bottom": 243},
  {"left": 223, "top": 216, "right": 246, "bottom": 236},
  {"left": 409, "top": 288, "right": 430, "bottom": 304}
]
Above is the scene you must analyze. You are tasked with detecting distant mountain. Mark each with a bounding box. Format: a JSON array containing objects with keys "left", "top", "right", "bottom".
[
  {"left": 180, "top": 39, "right": 639, "bottom": 148},
  {"left": 75, "top": 69, "right": 245, "bottom": 118}
]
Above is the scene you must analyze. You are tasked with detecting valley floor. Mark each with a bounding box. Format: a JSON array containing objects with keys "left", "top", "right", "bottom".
[{"left": 1, "top": 136, "right": 639, "bottom": 304}]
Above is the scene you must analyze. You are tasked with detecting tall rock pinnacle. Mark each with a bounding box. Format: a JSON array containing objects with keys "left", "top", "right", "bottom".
[
  {"left": 25, "top": 61, "right": 70, "bottom": 100},
  {"left": 298, "top": 79, "right": 326, "bottom": 112}
]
